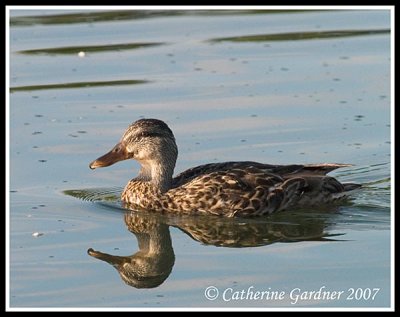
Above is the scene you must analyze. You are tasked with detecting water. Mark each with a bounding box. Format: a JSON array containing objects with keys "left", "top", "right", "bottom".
[{"left": 8, "top": 8, "right": 392, "bottom": 310}]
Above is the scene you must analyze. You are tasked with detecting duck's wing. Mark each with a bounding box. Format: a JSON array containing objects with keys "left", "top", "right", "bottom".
[
  {"left": 275, "top": 163, "right": 360, "bottom": 196},
  {"left": 172, "top": 161, "right": 279, "bottom": 188},
  {"left": 166, "top": 163, "right": 359, "bottom": 217},
  {"left": 267, "top": 163, "right": 352, "bottom": 177},
  {"left": 172, "top": 162, "right": 352, "bottom": 188},
  {"left": 291, "top": 163, "right": 352, "bottom": 175},
  {"left": 166, "top": 167, "right": 298, "bottom": 216}
]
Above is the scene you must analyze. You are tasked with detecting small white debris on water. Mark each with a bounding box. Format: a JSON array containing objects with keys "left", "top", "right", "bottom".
[
  {"left": 78, "top": 51, "right": 85, "bottom": 58},
  {"left": 32, "top": 232, "right": 44, "bottom": 237}
]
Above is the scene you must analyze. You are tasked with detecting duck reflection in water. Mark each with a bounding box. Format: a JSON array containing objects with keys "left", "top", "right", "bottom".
[
  {"left": 88, "top": 209, "right": 342, "bottom": 288},
  {"left": 88, "top": 212, "right": 175, "bottom": 289}
]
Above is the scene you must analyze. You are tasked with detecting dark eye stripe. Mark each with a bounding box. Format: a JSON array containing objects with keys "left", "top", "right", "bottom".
[{"left": 138, "top": 131, "right": 165, "bottom": 138}]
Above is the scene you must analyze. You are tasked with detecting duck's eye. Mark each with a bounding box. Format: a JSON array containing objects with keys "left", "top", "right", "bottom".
[
  {"left": 113, "top": 144, "right": 122, "bottom": 153},
  {"left": 131, "top": 149, "right": 139, "bottom": 157}
]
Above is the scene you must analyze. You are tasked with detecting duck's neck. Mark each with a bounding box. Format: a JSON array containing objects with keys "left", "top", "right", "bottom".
[
  {"left": 135, "top": 224, "right": 174, "bottom": 256},
  {"left": 138, "top": 159, "right": 175, "bottom": 193}
]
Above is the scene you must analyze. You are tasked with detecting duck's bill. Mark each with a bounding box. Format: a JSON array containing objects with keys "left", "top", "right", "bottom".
[
  {"left": 89, "top": 142, "right": 128, "bottom": 169},
  {"left": 87, "top": 248, "right": 126, "bottom": 266}
]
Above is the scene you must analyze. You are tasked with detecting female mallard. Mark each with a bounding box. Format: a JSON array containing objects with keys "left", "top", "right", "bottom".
[{"left": 89, "top": 118, "right": 360, "bottom": 217}]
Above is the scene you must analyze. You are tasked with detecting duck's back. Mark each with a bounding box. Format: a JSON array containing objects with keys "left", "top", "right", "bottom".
[
  {"left": 171, "top": 161, "right": 279, "bottom": 188},
  {"left": 164, "top": 162, "right": 360, "bottom": 217}
]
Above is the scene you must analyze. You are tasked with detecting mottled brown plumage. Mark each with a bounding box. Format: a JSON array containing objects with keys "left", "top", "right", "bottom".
[{"left": 90, "top": 118, "right": 360, "bottom": 217}]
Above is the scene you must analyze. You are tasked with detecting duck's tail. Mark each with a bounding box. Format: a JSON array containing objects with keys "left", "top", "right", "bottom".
[
  {"left": 343, "top": 183, "right": 362, "bottom": 192},
  {"left": 331, "top": 182, "right": 361, "bottom": 200}
]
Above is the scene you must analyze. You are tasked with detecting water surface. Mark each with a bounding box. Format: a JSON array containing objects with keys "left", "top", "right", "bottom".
[{"left": 8, "top": 8, "right": 392, "bottom": 309}]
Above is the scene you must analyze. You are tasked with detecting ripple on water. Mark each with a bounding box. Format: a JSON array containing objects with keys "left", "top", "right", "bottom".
[{"left": 63, "top": 187, "right": 123, "bottom": 203}]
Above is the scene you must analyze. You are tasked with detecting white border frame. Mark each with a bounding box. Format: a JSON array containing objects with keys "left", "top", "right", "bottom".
[{"left": 5, "top": 5, "right": 394, "bottom": 312}]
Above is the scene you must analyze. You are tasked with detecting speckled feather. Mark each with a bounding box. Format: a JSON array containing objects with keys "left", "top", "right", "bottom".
[
  {"left": 90, "top": 118, "right": 361, "bottom": 218},
  {"left": 122, "top": 162, "right": 358, "bottom": 217}
]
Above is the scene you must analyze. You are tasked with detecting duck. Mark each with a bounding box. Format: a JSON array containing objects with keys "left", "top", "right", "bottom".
[
  {"left": 89, "top": 118, "right": 361, "bottom": 217},
  {"left": 88, "top": 212, "right": 174, "bottom": 289}
]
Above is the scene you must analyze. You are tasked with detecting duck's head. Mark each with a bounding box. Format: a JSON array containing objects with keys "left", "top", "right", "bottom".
[
  {"left": 89, "top": 119, "right": 178, "bottom": 187},
  {"left": 87, "top": 212, "right": 175, "bottom": 289}
]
